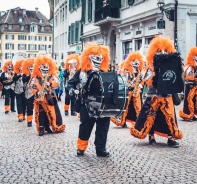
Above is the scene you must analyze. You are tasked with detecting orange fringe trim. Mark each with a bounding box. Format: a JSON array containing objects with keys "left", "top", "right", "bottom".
[
  {"left": 179, "top": 86, "right": 197, "bottom": 120},
  {"left": 130, "top": 96, "right": 183, "bottom": 139},
  {"left": 77, "top": 138, "right": 88, "bottom": 150},
  {"left": 34, "top": 98, "right": 66, "bottom": 133}
]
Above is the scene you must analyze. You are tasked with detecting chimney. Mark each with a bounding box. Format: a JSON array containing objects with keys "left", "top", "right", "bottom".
[
  {"left": 35, "top": 7, "right": 38, "bottom": 14},
  {"left": 23, "top": 9, "right": 26, "bottom": 16}
]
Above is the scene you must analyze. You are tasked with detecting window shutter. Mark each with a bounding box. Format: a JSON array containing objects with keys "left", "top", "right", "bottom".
[
  {"left": 76, "top": 0, "right": 80, "bottom": 6},
  {"left": 68, "top": 26, "right": 71, "bottom": 45},
  {"left": 38, "top": 45, "right": 40, "bottom": 50},
  {"left": 12, "top": 44, "right": 14, "bottom": 50},
  {"left": 35, "top": 45, "right": 37, "bottom": 50},
  {"left": 45, "top": 45, "right": 46, "bottom": 50},
  {"left": 75, "top": 21, "right": 80, "bottom": 42},
  {"left": 18, "top": 44, "right": 20, "bottom": 50},
  {"left": 28, "top": 44, "right": 30, "bottom": 50},
  {"left": 88, "top": 0, "right": 92, "bottom": 22},
  {"left": 25, "top": 44, "right": 26, "bottom": 50},
  {"left": 25, "top": 36, "right": 27, "bottom": 40},
  {"left": 12, "top": 35, "right": 14, "bottom": 40},
  {"left": 28, "top": 36, "right": 30, "bottom": 40},
  {"left": 18, "top": 35, "right": 20, "bottom": 40},
  {"left": 35, "top": 36, "right": 37, "bottom": 41},
  {"left": 71, "top": 23, "right": 75, "bottom": 44},
  {"left": 81, "top": 0, "right": 86, "bottom": 24},
  {"left": 45, "top": 37, "right": 47, "bottom": 41},
  {"left": 128, "top": 0, "right": 135, "bottom": 5},
  {"left": 109, "top": 0, "right": 121, "bottom": 8}
]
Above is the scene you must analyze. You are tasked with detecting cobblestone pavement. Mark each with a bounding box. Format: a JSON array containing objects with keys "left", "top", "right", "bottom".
[{"left": 0, "top": 98, "right": 197, "bottom": 184}]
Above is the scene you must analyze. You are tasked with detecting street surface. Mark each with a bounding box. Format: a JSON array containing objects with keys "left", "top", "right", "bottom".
[{"left": 0, "top": 97, "right": 197, "bottom": 184}]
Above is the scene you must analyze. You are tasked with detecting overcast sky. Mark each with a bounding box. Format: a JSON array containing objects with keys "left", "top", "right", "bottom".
[{"left": 0, "top": 0, "right": 50, "bottom": 19}]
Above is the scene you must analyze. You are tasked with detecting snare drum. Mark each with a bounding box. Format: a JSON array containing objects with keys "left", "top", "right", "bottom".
[{"left": 85, "top": 71, "right": 128, "bottom": 118}]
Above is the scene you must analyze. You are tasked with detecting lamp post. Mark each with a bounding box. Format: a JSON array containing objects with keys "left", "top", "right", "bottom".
[{"left": 157, "top": 0, "right": 178, "bottom": 51}]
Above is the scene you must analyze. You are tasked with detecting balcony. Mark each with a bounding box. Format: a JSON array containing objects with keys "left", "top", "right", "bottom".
[{"left": 94, "top": 5, "right": 121, "bottom": 26}]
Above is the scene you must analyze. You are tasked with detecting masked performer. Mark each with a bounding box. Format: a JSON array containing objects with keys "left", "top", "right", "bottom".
[
  {"left": 130, "top": 36, "right": 183, "bottom": 148},
  {"left": 1, "top": 61, "right": 15, "bottom": 114},
  {"left": 111, "top": 51, "right": 144, "bottom": 128},
  {"left": 28, "top": 55, "right": 66, "bottom": 136},
  {"left": 179, "top": 47, "right": 197, "bottom": 121},
  {"left": 22, "top": 58, "right": 34, "bottom": 127},
  {"left": 64, "top": 54, "right": 80, "bottom": 116},
  {"left": 68, "top": 42, "right": 110, "bottom": 157},
  {"left": 13, "top": 59, "right": 26, "bottom": 122},
  {"left": 55, "top": 66, "right": 64, "bottom": 101}
]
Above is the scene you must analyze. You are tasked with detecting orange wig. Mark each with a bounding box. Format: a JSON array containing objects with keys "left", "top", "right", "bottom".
[
  {"left": 2, "top": 60, "right": 12, "bottom": 72},
  {"left": 185, "top": 47, "right": 197, "bottom": 67},
  {"left": 32, "top": 55, "right": 56, "bottom": 77},
  {"left": 80, "top": 42, "right": 110, "bottom": 72},
  {"left": 22, "top": 58, "right": 34, "bottom": 75},
  {"left": 146, "top": 36, "right": 176, "bottom": 68},
  {"left": 65, "top": 54, "right": 80, "bottom": 71},
  {"left": 124, "top": 51, "right": 144, "bottom": 75},
  {"left": 14, "top": 59, "right": 25, "bottom": 74}
]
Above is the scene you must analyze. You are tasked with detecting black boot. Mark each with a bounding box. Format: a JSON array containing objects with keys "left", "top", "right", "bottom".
[
  {"left": 45, "top": 126, "right": 53, "bottom": 134},
  {"left": 39, "top": 126, "right": 44, "bottom": 136},
  {"left": 167, "top": 139, "right": 179, "bottom": 148},
  {"left": 27, "top": 122, "right": 32, "bottom": 127},
  {"left": 77, "top": 149, "right": 84, "bottom": 156},
  {"left": 65, "top": 110, "right": 68, "bottom": 116},
  {"left": 71, "top": 111, "right": 77, "bottom": 116},
  {"left": 96, "top": 150, "right": 110, "bottom": 157},
  {"left": 149, "top": 135, "right": 156, "bottom": 145}
]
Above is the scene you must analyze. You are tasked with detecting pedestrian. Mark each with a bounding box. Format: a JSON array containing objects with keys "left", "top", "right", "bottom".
[
  {"left": 28, "top": 55, "right": 66, "bottom": 136},
  {"left": 68, "top": 42, "right": 111, "bottom": 157},
  {"left": 64, "top": 54, "right": 80, "bottom": 116},
  {"left": 130, "top": 36, "right": 183, "bottom": 148},
  {"left": 179, "top": 47, "right": 197, "bottom": 121},
  {"left": 0, "top": 61, "right": 15, "bottom": 114}
]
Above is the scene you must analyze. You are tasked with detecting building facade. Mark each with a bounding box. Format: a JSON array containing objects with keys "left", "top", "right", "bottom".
[
  {"left": 0, "top": 7, "right": 52, "bottom": 65},
  {"left": 52, "top": 0, "right": 197, "bottom": 64}
]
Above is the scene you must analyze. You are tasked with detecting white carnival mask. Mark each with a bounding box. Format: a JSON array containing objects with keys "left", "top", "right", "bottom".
[
  {"left": 39, "top": 64, "right": 50, "bottom": 77},
  {"left": 6, "top": 65, "right": 13, "bottom": 73},
  {"left": 28, "top": 65, "right": 33, "bottom": 74},
  {"left": 89, "top": 54, "right": 104, "bottom": 71},
  {"left": 156, "top": 49, "right": 167, "bottom": 55},
  {"left": 19, "top": 67, "right": 22, "bottom": 73},
  {"left": 131, "top": 60, "right": 140, "bottom": 73}
]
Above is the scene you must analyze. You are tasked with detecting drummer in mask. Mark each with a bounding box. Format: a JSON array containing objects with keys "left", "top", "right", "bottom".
[{"left": 67, "top": 42, "right": 111, "bottom": 157}]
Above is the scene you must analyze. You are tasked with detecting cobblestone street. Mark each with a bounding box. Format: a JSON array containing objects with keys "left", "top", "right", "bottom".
[{"left": 0, "top": 98, "right": 197, "bottom": 184}]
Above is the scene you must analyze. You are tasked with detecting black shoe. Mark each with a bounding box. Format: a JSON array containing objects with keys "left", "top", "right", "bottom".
[
  {"left": 77, "top": 149, "right": 84, "bottom": 156},
  {"left": 96, "top": 150, "right": 110, "bottom": 157},
  {"left": 122, "top": 123, "right": 127, "bottom": 128},
  {"left": 149, "top": 136, "right": 156, "bottom": 145},
  {"left": 27, "top": 122, "right": 32, "bottom": 127},
  {"left": 39, "top": 127, "right": 44, "bottom": 136},
  {"left": 65, "top": 110, "right": 68, "bottom": 116},
  {"left": 5, "top": 111, "right": 9, "bottom": 114},
  {"left": 71, "top": 111, "right": 77, "bottom": 116},
  {"left": 192, "top": 116, "right": 197, "bottom": 121},
  {"left": 18, "top": 119, "right": 23, "bottom": 122},
  {"left": 167, "top": 139, "right": 179, "bottom": 148},
  {"left": 11, "top": 110, "right": 16, "bottom": 112},
  {"left": 45, "top": 127, "right": 53, "bottom": 134}
]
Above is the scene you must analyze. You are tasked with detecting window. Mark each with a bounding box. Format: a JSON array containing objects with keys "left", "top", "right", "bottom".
[
  {"left": 28, "top": 44, "right": 37, "bottom": 50},
  {"left": 39, "top": 19, "right": 43, "bottom": 23},
  {"left": 5, "top": 43, "right": 14, "bottom": 50},
  {"left": 121, "top": 0, "right": 126, "bottom": 7},
  {"left": 18, "top": 35, "right": 26, "bottom": 40},
  {"left": 124, "top": 41, "right": 132, "bottom": 55},
  {"left": 41, "top": 26, "right": 44, "bottom": 31},
  {"left": 18, "top": 44, "right": 26, "bottom": 50},
  {"left": 19, "top": 18, "right": 22, "bottom": 22},
  {"left": 28, "top": 54, "right": 36, "bottom": 58},
  {"left": 88, "top": 0, "right": 92, "bottom": 22},
  {"left": 145, "top": 37, "right": 153, "bottom": 45},
  {"left": 38, "top": 45, "right": 47, "bottom": 51},
  {"left": 49, "top": 37, "right": 52, "bottom": 41},
  {"left": 30, "top": 25, "right": 37, "bottom": 33},
  {"left": 0, "top": 35, "right": 1, "bottom": 40},
  {"left": 38, "top": 36, "right": 47, "bottom": 41},
  {"left": 8, "top": 25, "right": 12, "bottom": 29},
  {"left": 5, "top": 53, "right": 14, "bottom": 59},
  {"left": 69, "top": 0, "right": 81, "bottom": 11},
  {"left": 135, "top": 39, "right": 142, "bottom": 50},
  {"left": 128, "top": 0, "right": 135, "bottom": 5},
  {"left": 20, "top": 25, "right": 24, "bottom": 30},
  {"left": 28, "top": 36, "right": 37, "bottom": 41},
  {"left": 6, "top": 35, "right": 14, "bottom": 40},
  {"left": 68, "top": 21, "right": 81, "bottom": 45}
]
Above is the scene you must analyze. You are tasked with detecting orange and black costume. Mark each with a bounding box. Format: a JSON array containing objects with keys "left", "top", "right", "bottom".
[
  {"left": 68, "top": 42, "right": 111, "bottom": 157},
  {"left": 13, "top": 59, "right": 26, "bottom": 122},
  {"left": 1, "top": 61, "right": 15, "bottom": 113},
  {"left": 111, "top": 51, "right": 144, "bottom": 127},
  {"left": 179, "top": 47, "right": 197, "bottom": 121},
  {"left": 28, "top": 55, "right": 66, "bottom": 136},
  {"left": 64, "top": 54, "right": 80, "bottom": 116},
  {"left": 22, "top": 58, "right": 35, "bottom": 127},
  {"left": 130, "top": 36, "right": 183, "bottom": 147}
]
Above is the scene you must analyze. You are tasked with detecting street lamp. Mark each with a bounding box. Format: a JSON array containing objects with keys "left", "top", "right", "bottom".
[{"left": 157, "top": 0, "right": 174, "bottom": 21}]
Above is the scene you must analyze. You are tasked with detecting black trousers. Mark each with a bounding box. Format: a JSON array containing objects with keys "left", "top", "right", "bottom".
[
  {"left": 79, "top": 105, "right": 110, "bottom": 151},
  {"left": 38, "top": 105, "right": 51, "bottom": 131},
  {"left": 15, "top": 92, "right": 26, "bottom": 116},
  {"left": 4, "top": 89, "right": 15, "bottom": 111},
  {"left": 26, "top": 96, "right": 34, "bottom": 117},
  {"left": 65, "top": 87, "right": 76, "bottom": 111}
]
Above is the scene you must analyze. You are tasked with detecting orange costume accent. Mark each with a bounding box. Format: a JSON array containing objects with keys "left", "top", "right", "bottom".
[
  {"left": 129, "top": 36, "right": 183, "bottom": 140},
  {"left": 179, "top": 47, "right": 197, "bottom": 120}
]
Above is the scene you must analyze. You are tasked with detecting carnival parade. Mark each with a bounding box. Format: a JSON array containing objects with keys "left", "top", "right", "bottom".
[{"left": 1, "top": 0, "right": 197, "bottom": 183}]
